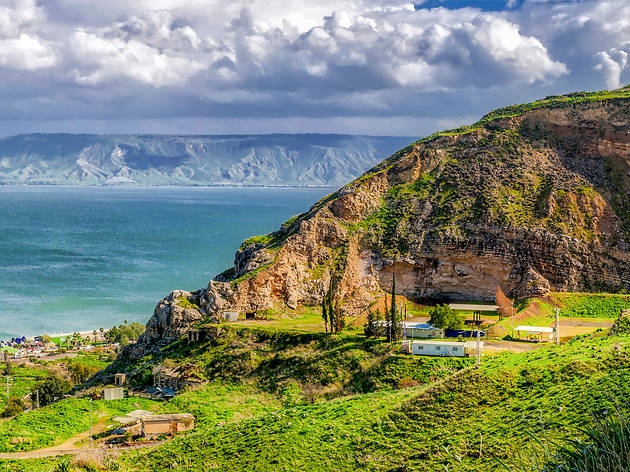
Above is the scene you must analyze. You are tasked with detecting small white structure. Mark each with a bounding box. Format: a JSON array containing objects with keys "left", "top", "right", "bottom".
[
  {"left": 515, "top": 325, "right": 554, "bottom": 342},
  {"left": 103, "top": 386, "right": 124, "bottom": 401},
  {"left": 223, "top": 311, "right": 239, "bottom": 322},
  {"left": 409, "top": 340, "right": 484, "bottom": 357}
]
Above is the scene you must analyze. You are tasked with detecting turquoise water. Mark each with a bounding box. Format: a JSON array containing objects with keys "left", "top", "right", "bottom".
[{"left": 0, "top": 186, "right": 329, "bottom": 339}]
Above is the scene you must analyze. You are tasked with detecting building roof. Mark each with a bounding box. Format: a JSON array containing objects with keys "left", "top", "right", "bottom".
[
  {"left": 515, "top": 325, "right": 554, "bottom": 333},
  {"left": 411, "top": 340, "right": 484, "bottom": 348},
  {"left": 142, "top": 413, "right": 195, "bottom": 425},
  {"left": 112, "top": 409, "right": 155, "bottom": 424},
  {"left": 449, "top": 304, "right": 498, "bottom": 312},
  {"left": 405, "top": 322, "right": 440, "bottom": 329}
]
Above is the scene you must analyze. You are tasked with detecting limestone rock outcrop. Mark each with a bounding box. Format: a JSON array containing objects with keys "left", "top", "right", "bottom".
[{"left": 128, "top": 89, "right": 630, "bottom": 358}]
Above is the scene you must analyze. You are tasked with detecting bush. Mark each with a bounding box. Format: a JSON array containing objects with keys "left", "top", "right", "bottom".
[
  {"left": 31, "top": 375, "right": 73, "bottom": 406},
  {"left": 0, "top": 397, "right": 24, "bottom": 417},
  {"left": 509, "top": 408, "right": 630, "bottom": 472},
  {"left": 68, "top": 363, "right": 100, "bottom": 384}
]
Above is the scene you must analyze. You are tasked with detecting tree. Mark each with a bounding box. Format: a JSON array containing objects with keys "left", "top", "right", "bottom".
[
  {"left": 364, "top": 309, "right": 383, "bottom": 338},
  {"left": 1, "top": 397, "right": 24, "bottom": 418},
  {"left": 333, "top": 300, "right": 345, "bottom": 333},
  {"left": 104, "top": 322, "right": 145, "bottom": 344},
  {"left": 31, "top": 375, "right": 72, "bottom": 406},
  {"left": 321, "top": 277, "right": 344, "bottom": 334},
  {"left": 429, "top": 304, "right": 465, "bottom": 330},
  {"left": 321, "top": 296, "right": 329, "bottom": 333},
  {"left": 495, "top": 285, "right": 513, "bottom": 320},
  {"left": 40, "top": 334, "right": 52, "bottom": 344},
  {"left": 386, "top": 270, "right": 402, "bottom": 342},
  {"left": 68, "top": 363, "right": 100, "bottom": 384}
]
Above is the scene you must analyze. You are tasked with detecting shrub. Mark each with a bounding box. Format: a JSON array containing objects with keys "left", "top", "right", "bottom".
[
  {"left": 508, "top": 408, "right": 630, "bottom": 472},
  {"left": 30, "top": 375, "right": 73, "bottom": 406},
  {"left": 0, "top": 397, "right": 24, "bottom": 418}
]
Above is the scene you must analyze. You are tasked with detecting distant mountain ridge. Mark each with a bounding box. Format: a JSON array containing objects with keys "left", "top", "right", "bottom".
[{"left": 0, "top": 133, "right": 414, "bottom": 186}]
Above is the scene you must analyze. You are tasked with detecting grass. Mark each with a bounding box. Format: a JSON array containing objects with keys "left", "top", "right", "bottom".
[
  {"left": 0, "top": 457, "right": 64, "bottom": 472},
  {"left": 0, "top": 396, "right": 159, "bottom": 453},
  {"left": 419, "top": 86, "right": 630, "bottom": 143},
  {"left": 551, "top": 293, "right": 630, "bottom": 319},
  {"left": 0, "top": 364, "right": 50, "bottom": 405},
  {"left": 159, "top": 382, "right": 281, "bottom": 427},
  {"left": 110, "top": 331, "right": 630, "bottom": 471},
  {"left": 507, "top": 407, "right": 630, "bottom": 471}
]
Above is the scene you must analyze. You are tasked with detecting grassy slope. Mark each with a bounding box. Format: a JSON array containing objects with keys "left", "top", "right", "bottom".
[
  {"left": 0, "top": 397, "right": 159, "bottom": 453},
  {"left": 115, "top": 332, "right": 630, "bottom": 471},
  {"left": 118, "top": 327, "right": 472, "bottom": 401},
  {"left": 490, "top": 292, "right": 630, "bottom": 337}
]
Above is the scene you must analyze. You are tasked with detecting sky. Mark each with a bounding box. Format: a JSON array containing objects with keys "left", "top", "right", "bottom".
[{"left": 0, "top": 0, "right": 628, "bottom": 138}]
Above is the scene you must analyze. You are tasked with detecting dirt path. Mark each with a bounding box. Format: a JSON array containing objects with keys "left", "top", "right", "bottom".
[
  {"left": 0, "top": 423, "right": 165, "bottom": 460},
  {"left": 0, "top": 420, "right": 109, "bottom": 459}
]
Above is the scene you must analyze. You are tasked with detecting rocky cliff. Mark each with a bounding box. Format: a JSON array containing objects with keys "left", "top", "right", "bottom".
[{"left": 128, "top": 87, "right": 630, "bottom": 357}]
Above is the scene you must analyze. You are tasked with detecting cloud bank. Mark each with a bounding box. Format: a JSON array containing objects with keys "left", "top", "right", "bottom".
[{"left": 0, "top": 0, "right": 628, "bottom": 136}]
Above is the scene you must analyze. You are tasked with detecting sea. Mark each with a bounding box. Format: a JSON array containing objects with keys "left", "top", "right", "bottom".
[{"left": 0, "top": 186, "right": 330, "bottom": 339}]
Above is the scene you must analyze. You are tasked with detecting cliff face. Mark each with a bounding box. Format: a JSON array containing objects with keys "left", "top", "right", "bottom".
[{"left": 128, "top": 88, "right": 630, "bottom": 357}]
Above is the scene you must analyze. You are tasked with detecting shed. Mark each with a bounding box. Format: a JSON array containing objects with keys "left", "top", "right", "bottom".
[
  {"left": 410, "top": 340, "right": 483, "bottom": 357},
  {"left": 103, "top": 386, "right": 124, "bottom": 401},
  {"left": 114, "top": 373, "right": 126, "bottom": 386},
  {"left": 404, "top": 322, "right": 445, "bottom": 339},
  {"left": 141, "top": 413, "right": 195, "bottom": 437},
  {"left": 223, "top": 311, "right": 239, "bottom": 322},
  {"left": 515, "top": 325, "right": 554, "bottom": 342},
  {"left": 188, "top": 325, "right": 223, "bottom": 343}
]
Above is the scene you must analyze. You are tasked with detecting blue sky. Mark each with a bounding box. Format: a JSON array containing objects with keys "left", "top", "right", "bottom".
[{"left": 0, "top": 0, "right": 627, "bottom": 137}]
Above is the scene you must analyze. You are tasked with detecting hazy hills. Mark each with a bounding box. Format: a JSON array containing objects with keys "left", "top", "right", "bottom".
[{"left": 0, "top": 134, "right": 413, "bottom": 187}]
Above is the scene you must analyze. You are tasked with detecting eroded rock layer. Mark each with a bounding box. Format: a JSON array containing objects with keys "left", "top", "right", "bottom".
[{"left": 129, "top": 90, "right": 630, "bottom": 357}]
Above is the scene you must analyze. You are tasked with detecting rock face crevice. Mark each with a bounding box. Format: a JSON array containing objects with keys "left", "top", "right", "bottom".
[{"left": 127, "top": 93, "right": 630, "bottom": 358}]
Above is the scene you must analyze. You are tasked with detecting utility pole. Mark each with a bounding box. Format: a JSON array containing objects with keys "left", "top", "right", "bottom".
[
  {"left": 555, "top": 308, "right": 560, "bottom": 345},
  {"left": 510, "top": 300, "right": 514, "bottom": 339},
  {"left": 89, "top": 398, "right": 93, "bottom": 448},
  {"left": 5, "top": 376, "right": 9, "bottom": 401},
  {"left": 476, "top": 329, "right": 481, "bottom": 366},
  {"left": 36, "top": 390, "right": 39, "bottom": 409}
]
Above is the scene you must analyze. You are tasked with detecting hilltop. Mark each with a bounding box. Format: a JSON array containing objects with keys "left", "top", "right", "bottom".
[
  {"left": 124, "top": 86, "right": 630, "bottom": 356},
  {"left": 0, "top": 134, "right": 412, "bottom": 187}
]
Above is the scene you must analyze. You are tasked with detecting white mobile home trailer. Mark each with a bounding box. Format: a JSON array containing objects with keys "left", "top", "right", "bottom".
[
  {"left": 404, "top": 322, "right": 445, "bottom": 339},
  {"left": 410, "top": 340, "right": 483, "bottom": 357}
]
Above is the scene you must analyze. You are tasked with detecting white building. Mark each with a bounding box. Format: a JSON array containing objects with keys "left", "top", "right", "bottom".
[
  {"left": 514, "top": 325, "right": 554, "bottom": 342},
  {"left": 407, "top": 340, "right": 484, "bottom": 357},
  {"left": 223, "top": 311, "right": 239, "bottom": 322},
  {"left": 404, "top": 322, "right": 445, "bottom": 339}
]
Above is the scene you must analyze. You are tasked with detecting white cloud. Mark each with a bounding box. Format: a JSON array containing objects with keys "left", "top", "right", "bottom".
[
  {"left": 0, "top": 0, "right": 628, "bottom": 135},
  {"left": 0, "top": 0, "right": 56, "bottom": 70},
  {"left": 595, "top": 44, "right": 629, "bottom": 90},
  {"left": 68, "top": 11, "right": 205, "bottom": 86},
  {"left": 0, "top": 34, "right": 56, "bottom": 70}
]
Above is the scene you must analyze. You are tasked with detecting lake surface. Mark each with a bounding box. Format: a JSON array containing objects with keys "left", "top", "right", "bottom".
[{"left": 0, "top": 186, "right": 330, "bottom": 339}]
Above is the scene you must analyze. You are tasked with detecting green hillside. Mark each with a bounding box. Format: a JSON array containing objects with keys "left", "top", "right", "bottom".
[{"left": 117, "top": 332, "right": 630, "bottom": 471}]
